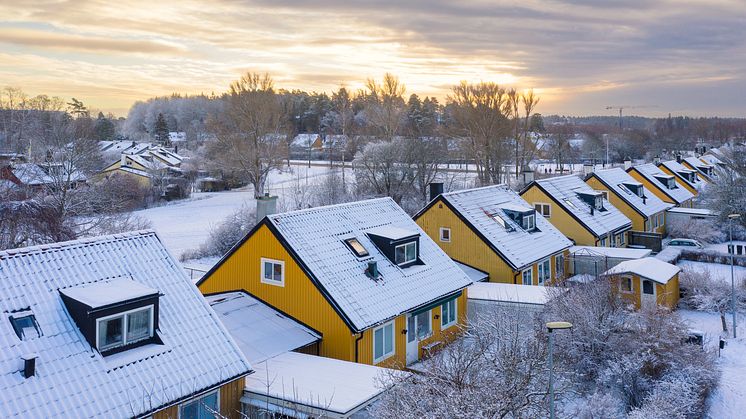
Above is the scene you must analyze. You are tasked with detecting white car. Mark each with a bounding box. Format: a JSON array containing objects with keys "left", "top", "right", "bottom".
[{"left": 667, "top": 238, "right": 704, "bottom": 249}]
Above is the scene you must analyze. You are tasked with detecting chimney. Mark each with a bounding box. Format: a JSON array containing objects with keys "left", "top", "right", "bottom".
[
  {"left": 22, "top": 354, "right": 37, "bottom": 378},
  {"left": 521, "top": 166, "right": 535, "bottom": 185},
  {"left": 676, "top": 153, "right": 682, "bottom": 163},
  {"left": 256, "top": 194, "right": 278, "bottom": 222},
  {"left": 428, "top": 182, "right": 444, "bottom": 202},
  {"left": 624, "top": 157, "right": 632, "bottom": 170},
  {"left": 120, "top": 153, "right": 127, "bottom": 167},
  {"left": 653, "top": 155, "right": 661, "bottom": 166},
  {"left": 367, "top": 261, "right": 379, "bottom": 279},
  {"left": 582, "top": 162, "right": 594, "bottom": 176}
]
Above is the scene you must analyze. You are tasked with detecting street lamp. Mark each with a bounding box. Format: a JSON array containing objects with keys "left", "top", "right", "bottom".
[
  {"left": 729, "top": 213, "right": 741, "bottom": 338},
  {"left": 546, "top": 321, "right": 573, "bottom": 419}
]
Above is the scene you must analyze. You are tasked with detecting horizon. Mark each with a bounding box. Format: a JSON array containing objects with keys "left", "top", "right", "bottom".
[{"left": 2, "top": 1, "right": 745, "bottom": 118}]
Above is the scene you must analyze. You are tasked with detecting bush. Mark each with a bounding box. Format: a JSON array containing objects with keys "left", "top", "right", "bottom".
[{"left": 666, "top": 217, "right": 724, "bottom": 244}]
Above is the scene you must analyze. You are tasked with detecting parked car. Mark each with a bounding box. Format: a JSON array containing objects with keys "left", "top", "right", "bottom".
[{"left": 667, "top": 238, "right": 704, "bottom": 249}]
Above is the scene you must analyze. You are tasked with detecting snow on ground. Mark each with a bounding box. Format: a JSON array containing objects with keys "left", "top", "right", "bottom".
[
  {"left": 679, "top": 309, "right": 746, "bottom": 418},
  {"left": 677, "top": 260, "right": 746, "bottom": 286},
  {"left": 136, "top": 165, "right": 339, "bottom": 259}
]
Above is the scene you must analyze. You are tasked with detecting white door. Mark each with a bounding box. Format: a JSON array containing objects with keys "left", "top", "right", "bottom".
[
  {"left": 641, "top": 279, "right": 656, "bottom": 308},
  {"left": 406, "top": 315, "right": 418, "bottom": 365}
]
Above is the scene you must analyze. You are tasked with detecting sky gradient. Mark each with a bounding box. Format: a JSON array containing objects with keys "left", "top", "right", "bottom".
[{"left": 1, "top": 0, "right": 745, "bottom": 117}]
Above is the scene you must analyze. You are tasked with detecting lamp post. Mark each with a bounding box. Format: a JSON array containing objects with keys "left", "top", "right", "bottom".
[
  {"left": 729, "top": 213, "right": 741, "bottom": 338},
  {"left": 546, "top": 321, "right": 573, "bottom": 419}
]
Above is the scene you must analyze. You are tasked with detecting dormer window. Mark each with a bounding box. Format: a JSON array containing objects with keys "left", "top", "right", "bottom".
[
  {"left": 654, "top": 175, "right": 676, "bottom": 189},
  {"left": 344, "top": 238, "right": 369, "bottom": 258},
  {"left": 577, "top": 191, "right": 604, "bottom": 212},
  {"left": 621, "top": 182, "right": 644, "bottom": 198},
  {"left": 9, "top": 310, "right": 41, "bottom": 340},
  {"left": 60, "top": 278, "right": 160, "bottom": 356},
  {"left": 522, "top": 213, "right": 536, "bottom": 231},
  {"left": 395, "top": 242, "right": 417, "bottom": 265},
  {"left": 97, "top": 306, "right": 154, "bottom": 351}
]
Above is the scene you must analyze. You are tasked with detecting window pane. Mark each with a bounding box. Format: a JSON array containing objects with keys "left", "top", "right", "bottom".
[
  {"left": 181, "top": 400, "right": 198, "bottom": 419},
  {"left": 416, "top": 311, "right": 430, "bottom": 339},
  {"left": 198, "top": 392, "right": 218, "bottom": 418},
  {"left": 98, "top": 317, "right": 123, "bottom": 350},
  {"left": 643, "top": 280, "right": 654, "bottom": 295},
  {"left": 406, "top": 243, "right": 416, "bottom": 262},
  {"left": 273, "top": 263, "right": 282, "bottom": 281},
  {"left": 395, "top": 246, "right": 406, "bottom": 264},
  {"left": 384, "top": 324, "right": 393, "bottom": 355},
  {"left": 127, "top": 309, "right": 151, "bottom": 343},
  {"left": 374, "top": 328, "right": 383, "bottom": 359},
  {"left": 441, "top": 302, "right": 449, "bottom": 326},
  {"left": 263, "top": 262, "right": 273, "bottom": 280},
  {"left": 407, "top": 316, "right": 416, "bottom": 343}
]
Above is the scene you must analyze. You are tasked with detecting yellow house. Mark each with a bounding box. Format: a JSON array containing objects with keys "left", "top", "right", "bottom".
[
  {"left": 520, "top": 174, "right": 632, "bottom": 247},
  {"left": 603, "top": 257, "right": 681, "bottom": 310},
  {"left": 197, "top": 198, "right": 471, "bottom": 369},
  {"left": 626, "top": 163, "right": 695, "bottom": 208},
  {"left": 657, "top": 160, "right": 701, "bottom": 196},
  {"left": 584, "top": 168, "right": 673, "bottom": 234},
  {"left": 682, "top": 156, "right": 717, "bottom": 183},
  {"left": 414, "top": 185, "right": 573, "bottom": 285}
]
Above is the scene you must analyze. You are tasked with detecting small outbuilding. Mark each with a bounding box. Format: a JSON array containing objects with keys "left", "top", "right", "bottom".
[{"left": 602, "top": 257, "right": 681, "bottom": 309}]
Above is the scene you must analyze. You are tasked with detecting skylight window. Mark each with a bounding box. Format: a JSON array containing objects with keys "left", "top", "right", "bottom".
[
  {"left": 491, "top": 213, "right": 507, "bottom": 228},
  {"left": 563, "top": 199, "right": 578, "bottom": 210},
  {"left": 344, "top": 238, "right": 369, "bottom": 257},
  {"left": 10, "top": 311, "right": 41, "bottom": 340}
]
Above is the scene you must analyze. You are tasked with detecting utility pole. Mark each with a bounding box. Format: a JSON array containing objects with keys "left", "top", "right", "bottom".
[{"left": 730, "top": 213, "right": 741, "bottom": 338}]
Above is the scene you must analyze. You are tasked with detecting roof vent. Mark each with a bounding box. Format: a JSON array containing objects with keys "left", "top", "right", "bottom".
[
  {"left": 22, "top": 353, "right": 37, "bottom": 378},
  {"left": 366, "top": 261, "right": 380, "bottom": 279}
]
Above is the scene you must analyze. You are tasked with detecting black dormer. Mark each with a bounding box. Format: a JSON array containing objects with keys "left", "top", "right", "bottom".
[
  {"left": 367, "top": 226, "right": 422, "bottom": 268},
  {"left": 577, "top": 191, "right": 605, "bottom": 212},
  {"left": 60, "top": 278, "right": 161, "bottom": 356},
  {"left": 622, "top": 182, "right": 644, "bottom": 198},
  {"left": 654, "top": 175, "right": 677, "bottom": 190},
  {"left": 501, "top": 205, "right": 537, "bottom": 232}
]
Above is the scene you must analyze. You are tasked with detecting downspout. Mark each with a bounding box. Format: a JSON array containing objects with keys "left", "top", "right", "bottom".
[
  {"left": 513, "top": 271, "right": 520, "bottom": 284},
  {"left": 354, "top": 332, "right": 364, "bottom": 363}
]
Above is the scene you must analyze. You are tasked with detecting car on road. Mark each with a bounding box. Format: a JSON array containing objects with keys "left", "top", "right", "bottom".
[{"left": 667, "top": 238, "right": 704, "bottom": 249}]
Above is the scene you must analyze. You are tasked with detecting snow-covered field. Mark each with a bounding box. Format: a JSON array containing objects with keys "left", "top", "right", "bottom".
[{"left": 679, "top": 309, "right": 746, "bottom": 418}]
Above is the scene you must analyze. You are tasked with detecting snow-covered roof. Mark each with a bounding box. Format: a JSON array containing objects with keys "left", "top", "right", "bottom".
[
  {"left": 455, "top": 261, "right": 488, "bottom": 282},
  {"left": 265, "top": 198, "right": 471, "bottom": 332},
  {"left": 658, "top": 160, "right": 700, "bottom": 189},
  {"left": 533, "top": 175, "right": 632, "bottom": 237},
  {"left": 667, "top": 207, "right": 717, "bottom": 216},
  {"left": 432, "top": 185, "right": 573, "bottom": 270},
  {"left": 10, "top": 163, "right": 53, "bottom": 185},
  {"left": 569, "top": 245, "right": 652, "bottom": 259},
  {"left": 244, "top": 351, "right": 396, "bottom": 417},
  {"left": 683, "top": 156, "right": 713, "bottom": 171},
  {"left": 589, "top": 168, "right": 673, "bottom": 217},
  {"left": 0, "top": 231, "right": 252, "bottom": 418},
  {"left": 117, "top": 165, "right": 152, "bottom": 178},
  {"left": 322, "top": 134, "right": 348, "bottom": 149},
  {"left": 367, "top": 225, "right": 418, "bottom": 240},
  {"left": 125, "top": 153, "right": 167, "bottom": 171},
  {"left": 168, "top": 132, "right": 186, "bottom": 143},
  {"left": 603, "top": 257, "right": 681, "bottom": 284},
  {"left": 700, "top": 154, "right": 725, "bottom": 166},
  {"left": 206, "top": 292, "right": 320, "bottom": 364},
  {"left": 467, "top": 282, "right": 560, "bottom": 305},
  {"left": 630, "top": 163, "right": 694, "bottom": 204},
  {"left": 147, "top": 146, "right": 183, "bottom": 167},
  {"left": 60, "top": 277, "right": 158, "bottom": 309},
  {"left": 291, "top": 133, "right": 321, "bottom": 148}
]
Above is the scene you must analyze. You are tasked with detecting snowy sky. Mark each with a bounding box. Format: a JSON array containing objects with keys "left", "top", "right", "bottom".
[{"left": 1, "top": 0, "right": 745, "bottom": 117}]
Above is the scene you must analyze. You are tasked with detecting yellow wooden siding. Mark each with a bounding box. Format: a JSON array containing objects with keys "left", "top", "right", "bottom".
[
  {"left": 416, "top": 200, "right": 567, "bottom": 283},
  {"left": 152, "top": 377, "right": 245, "bottom": 419},
  {"left": 658, "top": 165, "right": 699, "bottom": 196},
  {"left": 521, "top": 185, "right": 598, "bottom": 246},
  {"left": 198, "top": 224, "right": 356, "bottom": 363},
  {"left": 585, "top": 176, "right": 647, "bottom": 232}
]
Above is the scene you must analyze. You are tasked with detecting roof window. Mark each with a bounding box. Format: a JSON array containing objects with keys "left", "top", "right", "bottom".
[
  {"left": 344, "top": 238, "right": 369, "bottom": 258},
  {"left": 367, "top": 226, "right": 421, "bottom": 268},
  {"left": 621, "top": 182, "right": 644, "bottom": 198},
  {"left": 500, "top": 204, "right": 536, "bottom": 232},
  {"left": 9, "top": 310, "right": 41, "bottom": 340}
]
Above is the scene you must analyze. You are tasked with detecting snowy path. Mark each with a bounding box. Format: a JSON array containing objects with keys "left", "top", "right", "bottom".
[{"left": 679, "top": 310, "right": 746, "bottom": 418}]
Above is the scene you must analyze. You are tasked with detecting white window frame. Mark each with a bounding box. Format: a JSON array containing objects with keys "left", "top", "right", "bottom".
[
  {"left": 534, "top": 203, "right": 551, "bottom": 218},
  {"left": 619, "top": 275, "right": 634, "bottom": 293},
  {"left": 395, "top": 242, "right": 417, "bottom": 265},
  {"left": 441, "top": 299, "right": 458, "bottom": 330},
  {"left": 618, "top": 232, "right": 626, "bottom": 246},
  {"left": 179, "top": 389, "right": 220, "bottom": 419},
  {"left": 538, "top": 258, "right": 551, "bottom": 285},
  {"left": 439, "top": 227, "right": 451, "bottom": 242},
  {"left": 522, "top": 268, "right": 533, "bottom": 285},
  {"left": 373, "top": 320, "right": 396, "bottom": 363},
  {"left": 95, "top": 305, "right": 154, "bottom": 352},
  {"left": 522, "top": 213, "right": 536, "bottom": 231},
  {"left": 260, "top": 258, "right": 285, "bottom": 287}
]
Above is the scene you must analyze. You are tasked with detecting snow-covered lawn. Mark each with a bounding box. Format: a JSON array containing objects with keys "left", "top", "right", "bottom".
[
  {"left": 679, "top": 309, "right": 746, "bottom": 418},
  {"left": 135, "top": 165, "right": 341, "bottom": 258},
  {"left": 677, "top": 260, "right": 746, "bottom": 286}
]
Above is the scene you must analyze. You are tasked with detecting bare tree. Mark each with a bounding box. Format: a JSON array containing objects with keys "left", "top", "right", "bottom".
[
  {"left": 545, "top": 123, "right": 574, "bottom": 173},
  {"left": 363, "top": 73, "right": 406, "bottom": 141},
  {"left": 207, "top": 72, "right": 287, "bottom": 198},
  {"left": 447, "top": 81, "right": 512, "bottom": 185}
]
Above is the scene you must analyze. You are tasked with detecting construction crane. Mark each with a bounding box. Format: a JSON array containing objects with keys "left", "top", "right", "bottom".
[{"left": 605, "top": 105, "right": 656, "bottom": 129}]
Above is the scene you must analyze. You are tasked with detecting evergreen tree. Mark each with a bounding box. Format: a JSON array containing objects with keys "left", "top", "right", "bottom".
[
  {"left": 94, "top": 112, "right": 116, "bottom": 140},
  {"left": 154, "top": 113, "right": 170, "bottom": 145}
]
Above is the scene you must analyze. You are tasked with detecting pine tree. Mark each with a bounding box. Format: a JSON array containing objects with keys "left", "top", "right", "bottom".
[
  {"left": 94, "top": 112, "right": 116, "bottom": 140},
  {"left": 154, "top": 113, "right": 170, "bottom": 145}
]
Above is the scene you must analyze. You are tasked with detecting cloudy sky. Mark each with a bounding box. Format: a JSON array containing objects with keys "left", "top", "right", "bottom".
[{"left": 1, "top": 0, "right": 745, "bottom": 117}]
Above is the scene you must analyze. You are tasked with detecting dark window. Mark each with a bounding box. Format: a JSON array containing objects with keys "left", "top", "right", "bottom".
[
  {"left": 10, "top": 313, "right": 41, "bottom": 340},
  {"left": 642, "top": 280, "right": 654, "bottom": 295}
]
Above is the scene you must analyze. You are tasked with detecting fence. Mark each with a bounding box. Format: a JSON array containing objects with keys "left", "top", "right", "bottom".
[{"left": 628, "top": 231, "right": 663, "bottom": 253}]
